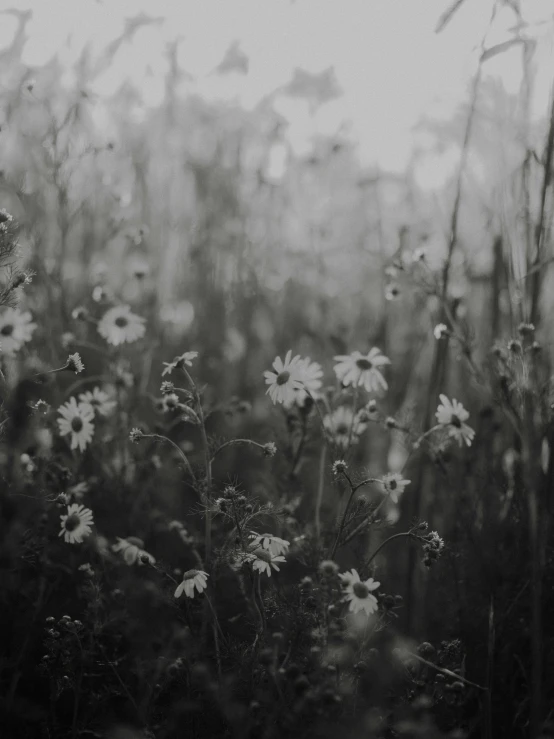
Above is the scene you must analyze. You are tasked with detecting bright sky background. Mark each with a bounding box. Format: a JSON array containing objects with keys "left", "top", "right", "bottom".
[{"left": 2, "top": 0, "right": 554, "bottom": 183}]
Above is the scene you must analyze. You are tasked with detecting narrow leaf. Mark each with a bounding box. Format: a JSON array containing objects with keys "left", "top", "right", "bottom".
[
  {"left": 480, "top": 38, "right": 525, "bottom": 62},
  {"left": 435, "top": 0, "right": 470, "bottom": 34}
]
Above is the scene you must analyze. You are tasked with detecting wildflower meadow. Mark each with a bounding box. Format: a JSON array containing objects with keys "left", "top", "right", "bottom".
[{"left": 1, "top": 2, "right": 554, "bottom": 738}]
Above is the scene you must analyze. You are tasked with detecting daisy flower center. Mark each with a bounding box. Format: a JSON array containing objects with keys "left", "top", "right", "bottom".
[
  {"left": 353, "top": 582, "right": 369, "bottom": 598},
  {"left": 336, "top": 423, "right": 349, "bottom": 435},
  {"left": 1, "top": 324, "right": 14, "bottom": 336},
  {"left": 276, "top": 371, "right": 290, "bottom": 386},
  {"left": 450, "top": 414, "right": 462, "bottom": 428},
  {"left": 71, "top": 417, "right": 84, "bottom": 432},
  {"left": 114, "top": 316, "right": 129, "bottom": 328},
  {"left": 356, "top": 358, "right": 373, "bottom": 371},
  {"left": 389, "top": 479, "right": 397, "bottom": 490},
  {"left": 64, "top": 513, "right": 81, "bottom": 532}
]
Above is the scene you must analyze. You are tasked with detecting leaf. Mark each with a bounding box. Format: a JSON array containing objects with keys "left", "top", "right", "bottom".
[
  {"left": 435, "top": 0, "right": 470, "bottom": 34},
  {"left": 480, "top": 38, "right": 526, "bottom": 62}
]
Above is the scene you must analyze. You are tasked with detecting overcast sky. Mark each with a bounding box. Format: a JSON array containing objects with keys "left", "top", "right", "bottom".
[{"left": 2, "top": 0, "right": 553, "bottom": 181}]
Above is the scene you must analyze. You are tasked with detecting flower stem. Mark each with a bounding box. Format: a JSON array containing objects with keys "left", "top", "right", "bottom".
[
  {"left": 183, "top": 369, "right": 213, "bottom": 564},
  {"left": 347, "top": 385, "right": 359, "bottom": 450},
  {"left": 403, "top": 650, "right": 487, "bottom": 691},
  {"left": 205, "top": 591, "right": 227, "bottom": 646},
  {"left": 315, "top": 442, "right": 327, "bottom": 541},
  {"left": 364, "top": 531, "right": 412, "bottom": 568},
  {"left": 211, "top": 438, "right": 267, "bottom": 462},
  {"left": 329, "top": 475, "right": 381, "bottom": 558},
  {"left": 341, "top": 493, "right": 389, "bottom": 547},
  {"left": 141, "top": 433, "right": 195, "bottom": 481}
]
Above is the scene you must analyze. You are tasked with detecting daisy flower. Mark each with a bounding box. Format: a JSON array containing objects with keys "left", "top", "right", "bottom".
[
  {"left": 434, "top": 324, "right": 448, "bottom": 340},
  {"left": 78, "top": 387, "right": 116, "bottom": 417},
  {"left": 323, "top": 406, "right": 368, "bottom": 449},
  {"left": 162, "top": 351, "right": 199, "bottom": 376},
  {"left": 71, "top": 306, "right": 88, "bottom": 321},
  {"left": 264, "top": 350, "right": 303, "bottom": 405},
  {"left": 339, "top": 568, "right": 380, "bottom": 616},
  {"left": 59, "top": 504, "right": 94, "bottom": 544},
  {"left": 0, "top": 307, "right": 37, "bottom": 355},
  {"left": 249, "top": 532, "right": 290, "bottom": 556},
  {"left": 247, "top": 547, "right": 286, "bottom": 577},
  {"left": 333, "top": 348, "right": 390, "bottom": 393},
  {"left": 435, "top": 394, "right": 475, "bottom": 447},
  {"left": 382, "top": 472, "right": 411, "bottom": 503},
  {"left": 385, "top": 283, "right": 400, "bottom": 301},
  {"left": 57, "top": 397, "right": 95, "bottom": 452},
  {"left": 97, "top": 305, "right": 146, "bottom": 346},
  {"left": 174, "top": 569, "right": 209, "bottom": 599},
  {"left": 112, "top": 536, "right": 155, "bottom": 566},
  {"left": 284, "top": 357, "right": 323, "bottom": 407}
]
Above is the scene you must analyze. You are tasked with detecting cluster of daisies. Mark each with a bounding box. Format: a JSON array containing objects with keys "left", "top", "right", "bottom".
[
  {"left": 51, "top": 341, "right": 471, "bottom": 630},
  {"left": 58, "top": 502, "right": 381, "bottom": 620},
  {"left": 173, "top": 539, "right": 383, "bottom": 621},
  {"left": 0, "top": 302, "right": 147, "bottom": 359},
  {"left": 264, "top": 347, "right": 475, "bottom": 453},
  {"left": 264, "top": 347, "right": 390, "bottom": 407}
]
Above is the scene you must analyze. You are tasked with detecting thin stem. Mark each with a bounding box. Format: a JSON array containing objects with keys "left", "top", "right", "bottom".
[
  {"left": 403, "top": 650, "right": 487, "bottom": 692},
  {"left": 365, "top": 532, "right": 412, "bottom": 568},
  {"left": 183, "top": 369, "right": 213, "bottom": 564},
  {"left": 329, "top": 475, "right": 380, "bottom": 559},
  {"left": 205, "top": 592, "right": 227, "bottom": 647},
  {"left": 347, "top": 385, "right": 359, "bottom": 450},
  {"left": 341, "top": 493, "right": 390, "bottom": 547},
  {"left": 290, "top": 414, "right": 308, "bottom": 479},
  {"left": 211, "top": 438, "right": 267, "bottom": 463},
  {"left": 36, "top": 364, "right": 69, "bottom": 376},
  {"left": 256, "top": 575, "right": 267, "bottom": 631},
  {"left": 352, "top": 476, "right": 382, "bottom": 494},
  {"left": 315, "top": 443, "right": 327, "bottom": 541},
  {"left": 98, "top": 643, "right": 142, "bottom": 721},
  {"left": 530, "top": 78, "right": 554, "bottom": 325},
  {"left": 141, "top": 433, "right": 195, "bottom": 481},
  {"left": 251, "top": 576, "right": 265, "bottom": 634},
  {"left": 304, "top": 388, "right": 327, "bottom": 438},
  {"left": 231, "top": 498, "right": 246, "bottom": 549},
  {"left": 412, "top": 424, "right": 442, "bottom": 450}
]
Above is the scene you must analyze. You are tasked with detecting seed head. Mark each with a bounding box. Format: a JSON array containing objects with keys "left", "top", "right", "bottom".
[
  {"left": 66, "top": 353, "right": 84, "bottom": 374},
  {"left": 262, "top": 441, "right": 277, "bottom": 458},
  {"left": 129, "top": 428, "right": 144, "bottom": 443}
]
